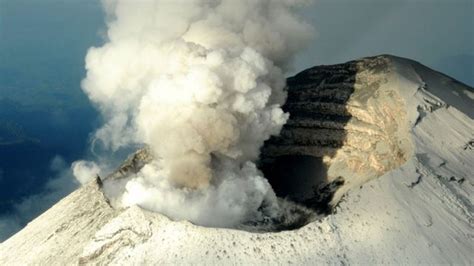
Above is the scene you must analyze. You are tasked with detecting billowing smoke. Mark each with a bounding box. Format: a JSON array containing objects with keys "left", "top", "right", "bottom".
[
  {"left": 72, "top": 161, "right": 101, "bottom": 185},
  {"left": 78, "top": 0, "right": 313, "bottom": 228}
]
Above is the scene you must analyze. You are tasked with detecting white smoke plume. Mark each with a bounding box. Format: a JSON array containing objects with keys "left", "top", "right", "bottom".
[
  {"left": 72, "top": 161, "right": 101, "bottom": 185},
  {"left": 80, "top": 0, "right": 313, "bottom": 228}
]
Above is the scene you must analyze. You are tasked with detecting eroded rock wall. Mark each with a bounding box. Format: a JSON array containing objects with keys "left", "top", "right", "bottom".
[{"left": 261, "top": 56, "right": 413, "bottom": 205}]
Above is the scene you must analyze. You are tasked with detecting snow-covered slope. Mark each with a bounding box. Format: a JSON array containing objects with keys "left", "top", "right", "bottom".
[{"left": 1, "top": 55, "right": 472, "bottom": 264}]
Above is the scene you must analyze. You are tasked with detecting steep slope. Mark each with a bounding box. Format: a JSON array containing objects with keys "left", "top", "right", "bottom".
[
  {"left": 1, "top": 55, "right": 472, "bottom": 264},
  {"left": 0, "top": 179, "right": 118, "bottom": 264}
]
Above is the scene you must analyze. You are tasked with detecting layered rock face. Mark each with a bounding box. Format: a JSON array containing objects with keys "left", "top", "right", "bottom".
[{"left": 261, "top": 56, "right": 413, "bottom": 207}]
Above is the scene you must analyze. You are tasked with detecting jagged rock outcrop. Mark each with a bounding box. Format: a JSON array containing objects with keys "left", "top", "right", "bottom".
[{"left": 1, "top": 55, "right": 473, "bottom": 264}]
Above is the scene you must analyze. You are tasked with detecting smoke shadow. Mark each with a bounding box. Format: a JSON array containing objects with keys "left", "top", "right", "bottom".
[{"left": 259, "top": 60, "right": 358, "bottom": 217}]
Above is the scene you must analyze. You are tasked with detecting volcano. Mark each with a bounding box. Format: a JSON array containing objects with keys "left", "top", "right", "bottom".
[{"left": 1, "top": 55, "right": 473, "bottom": 264}]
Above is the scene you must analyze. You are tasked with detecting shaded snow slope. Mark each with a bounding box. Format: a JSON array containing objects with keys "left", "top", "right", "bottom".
[{"left": 0, "top": 55, "right": 473, "bottom": 264}]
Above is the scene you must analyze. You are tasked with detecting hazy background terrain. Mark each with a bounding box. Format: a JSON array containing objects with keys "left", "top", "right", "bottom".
[{"left": 0, "top": 0, "right": 472, "bottom": 240}]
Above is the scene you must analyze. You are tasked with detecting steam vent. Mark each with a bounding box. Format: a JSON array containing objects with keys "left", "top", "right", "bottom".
[
  {"left": 1, "top": 55, "right": 473, "bottom": 264},
  {"left": 99, "top": 56, "right": 413, "bottom": 231}
]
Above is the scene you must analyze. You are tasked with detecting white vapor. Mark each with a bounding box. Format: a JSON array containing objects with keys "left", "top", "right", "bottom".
[
  {"left": 80, "top": 0, "right": 313, "bottom": 228},
  {"left": 72, "top": 161, "right": 101, "bottom": 185}
]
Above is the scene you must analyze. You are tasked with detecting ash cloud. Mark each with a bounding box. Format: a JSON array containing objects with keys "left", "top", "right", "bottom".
[{"left": 79, "top": 0, "right": 313, "bottom": 228}]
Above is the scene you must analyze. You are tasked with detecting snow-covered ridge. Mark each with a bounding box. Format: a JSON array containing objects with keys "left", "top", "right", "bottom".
[{"left": 1, "top": 55, "right": 472, "bottom": 264}]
